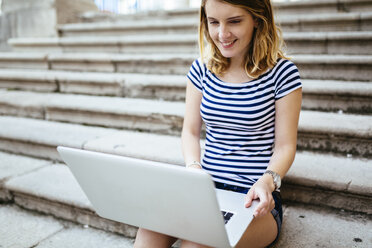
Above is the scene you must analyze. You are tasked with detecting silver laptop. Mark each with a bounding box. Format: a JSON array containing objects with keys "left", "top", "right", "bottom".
[{"left": 57, "top": 146, "right": 258, "bottom": 248}]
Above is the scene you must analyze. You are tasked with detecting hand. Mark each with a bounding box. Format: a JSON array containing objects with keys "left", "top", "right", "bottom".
[{"left": 244, "top": 175, "right": 275, "bottom": 218}]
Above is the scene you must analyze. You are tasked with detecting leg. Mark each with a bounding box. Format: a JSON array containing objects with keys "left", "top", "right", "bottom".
[
  {"left": 180, "top": 212, "right": 277, "bottom": 248},
  {"left": 134, "top": 228, "right": 178, "bottom": 248},
  {"left": 180, "top": 240, "right": 212, "bottom": 248},
  {"left": 235, "top": 211, "right": 278, "bottom": 248}
]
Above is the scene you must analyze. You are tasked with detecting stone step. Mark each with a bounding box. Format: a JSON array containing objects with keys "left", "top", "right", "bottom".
[
  {"left": 278, "top": 12, "right": 372, "bottom": 32},
  {"left": 0, "top": 53, "right": 371, "bottom": 81},
  {"left": 301, "top": 79, "right": 372, "bottom": 114},
  {"left": 0, "top": 90, "right": 184, "bottom": 135},
  {"left": 0, "top": 204, "right": 135, "bottom": 248},
  {"left": 273, "top": 204, "right": 372, "bottom": 248},
  {"left": 2, "top": 159, "right": 371, "bottom": 248},
  {"left": 9, "top": 31, "right": 372, "bottom": 55},
  {"left": 60, "top": 18, "right": 198, "bottom": 37},
  {"left": 78, "top": 0, "right": 372, "bottom": 24},
  {"left": 274, "top": 0, "right": 372, "bottom": 16},
  {"left": 0, "top": 91, "right": 371, "bottom": 158},
  {"left": 60, "top": 12, "right": 372, "bottom": 38},
  {"left": 1, "top": 203, "right": 371, "bottom": 248},
  {"left": 0, "top": 69, "right": 186, "bottom": 100},
  {"left": 0, "top": 52, "right": 48, "bottom": 70},
  {"left": 0, "top": 69, "right": 371, "bottom": 114},
  {"left": 0, "top": 121, "right": 371, "bottom": 217}
]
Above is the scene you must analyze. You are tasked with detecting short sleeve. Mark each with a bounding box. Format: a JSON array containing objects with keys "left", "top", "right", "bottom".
[
  {"left": 187, "top": 58, "right": 204, "bottom": 92},
  {"left": 275, "top": 60, "right": 302, "bottom": 100}
]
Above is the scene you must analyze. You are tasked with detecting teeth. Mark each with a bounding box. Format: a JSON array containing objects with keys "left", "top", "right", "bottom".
[{"left": 222, "top": 41, "right": 234, "bottom": 46}]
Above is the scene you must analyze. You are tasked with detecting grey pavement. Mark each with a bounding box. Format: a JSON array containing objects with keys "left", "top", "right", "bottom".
[
  {"left": 35, "top": 226, "right": 134, "bottom": 248},
  {"left": 274, "top": 204, "right": 372, "bottom": 248},
  {"left": 0, "top": 204, "right": 135, "bottom": 248},
  {"left": 0, "top": 205, "right": 64, "bottom": 248}
]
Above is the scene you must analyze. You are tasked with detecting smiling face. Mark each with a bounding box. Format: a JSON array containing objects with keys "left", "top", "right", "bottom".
[{"left": 204, "top": 0, "right": 257, "bottom": 64}]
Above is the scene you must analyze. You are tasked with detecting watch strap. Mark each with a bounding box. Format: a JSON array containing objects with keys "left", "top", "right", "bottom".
[{"left": 264, "top": 170, "right": 281, "bottom": 190}]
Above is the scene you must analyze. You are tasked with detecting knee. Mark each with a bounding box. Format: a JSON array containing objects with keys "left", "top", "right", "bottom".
[
  {"left": 134, "top": 228, "right": 176, "bottom": 248},
  {"left": 134, "top": 228, "right": 152, "bottom": 248}
]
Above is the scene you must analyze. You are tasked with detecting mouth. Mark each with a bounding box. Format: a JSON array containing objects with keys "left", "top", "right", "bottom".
[{"left": 221, "top": 40, "right": 237, "bottom": 49}]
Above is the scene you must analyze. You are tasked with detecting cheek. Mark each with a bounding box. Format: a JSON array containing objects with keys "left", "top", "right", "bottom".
[
  {"left": 208, "top": 28, "right": 219, "bottom": 41},
  {"left": 241, "top": 29, "right": 254, "bottom": 42}
]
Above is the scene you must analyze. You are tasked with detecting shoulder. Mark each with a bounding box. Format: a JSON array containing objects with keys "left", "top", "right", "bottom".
[
  {"left": 189, "top": 57, "right": 208, "bottom": 78},
  {"left": 274, "top": 59, "right": 299, "bottom": 74},
  {"left": 273, "top": 59, "right": 302, "bottom": 98},
  {"left": 192, "top": 57, "right": 207, "bottom": 71}
]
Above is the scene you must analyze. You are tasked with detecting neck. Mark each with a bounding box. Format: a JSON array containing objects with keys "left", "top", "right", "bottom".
[
  {"left": 229, "top": 55, "right": 244, "bottom": 72},
  {"left": 228, "top": 57, "right": 245, "bottom": 74}
]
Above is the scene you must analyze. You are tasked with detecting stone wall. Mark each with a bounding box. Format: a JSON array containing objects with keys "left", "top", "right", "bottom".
[{"left": 0, "top": 0, "right": 98, "bottom": 51}]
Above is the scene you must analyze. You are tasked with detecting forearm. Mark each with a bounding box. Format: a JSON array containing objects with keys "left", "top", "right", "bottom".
[
  {"left": 259, "top": 88, "right": 302, "bottom": 190},
  {"left": 267, "top": 144, "right": 297, "bottom": 179},
  {"left": 181, "top": 130, "right": 202, "bottom": 168},
  {"left": 258, "top": 144, "right": 297, "bottom": 192}
]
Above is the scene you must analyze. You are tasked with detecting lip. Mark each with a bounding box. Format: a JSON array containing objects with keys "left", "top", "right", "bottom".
[{"left": 220, "top": 39, "right": 236, "bottom": 49}]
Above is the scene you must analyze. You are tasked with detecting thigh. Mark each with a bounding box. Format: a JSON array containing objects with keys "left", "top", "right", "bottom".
[
  {"left": 180, "top": 240, "right": 213, "bottom": 248},
  {"left": 134, "top": 228, "right": 178, "bottom": 248},
  {"left": 235, "top": 212, "right": 278, "bottom": 248}
]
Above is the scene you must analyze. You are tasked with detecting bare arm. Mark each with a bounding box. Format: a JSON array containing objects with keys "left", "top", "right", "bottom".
[
  {"left": 245, "top": 88, "right": 302, "bottom": 216},
  {"left": 265, "top": 87, "right": 303, "bottom": 182},
  {"left": 181, "top": 79, "right": 203, "bottom": 169}
]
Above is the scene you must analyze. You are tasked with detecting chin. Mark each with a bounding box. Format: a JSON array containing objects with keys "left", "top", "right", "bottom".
[{"left": 219, "top": 51, "right": 235, "bottom": 58}]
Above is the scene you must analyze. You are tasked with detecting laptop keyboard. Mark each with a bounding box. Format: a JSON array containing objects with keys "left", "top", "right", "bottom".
[{"left": 221, "top": 211, "right": 234, "bottom": 224}]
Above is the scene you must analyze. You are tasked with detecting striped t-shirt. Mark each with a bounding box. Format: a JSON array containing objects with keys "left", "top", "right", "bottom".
[{"left": 187, "top": 58, "right": 302, "bottom": 188}]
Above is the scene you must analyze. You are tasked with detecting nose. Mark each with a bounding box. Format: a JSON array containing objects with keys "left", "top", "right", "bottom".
[{"left": 218, "top": 24, "right": 231, "bottom": 40}]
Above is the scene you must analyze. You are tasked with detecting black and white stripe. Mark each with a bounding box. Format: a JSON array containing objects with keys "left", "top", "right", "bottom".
[{"left": 187, "top": 58, "right": 302, "bottom": 188}]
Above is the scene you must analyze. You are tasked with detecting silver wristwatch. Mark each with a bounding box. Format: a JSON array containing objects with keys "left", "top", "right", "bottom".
[{"left": 264, "top": 170, "right": 281, "bottom": 190}]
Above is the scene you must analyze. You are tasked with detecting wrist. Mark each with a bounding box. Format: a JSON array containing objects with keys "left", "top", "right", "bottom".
[
  {"left": 186, "top": 161, "right": 202, "bottom": 169},
  {"left": 263, "top": 170, "right": 281, "bottom": 191},
  {"left": 260, "top": 174, "right": 276, "bottom": 192}
]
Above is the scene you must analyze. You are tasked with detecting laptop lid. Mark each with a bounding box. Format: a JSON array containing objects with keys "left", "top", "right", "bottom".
[{"left": 57, "top": 146, "right": 232, "bottom": 248}]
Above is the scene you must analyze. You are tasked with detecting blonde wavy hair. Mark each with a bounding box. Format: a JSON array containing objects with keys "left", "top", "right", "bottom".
[{"left": 199, "top": 0, "right": 288, "bottom": 78}]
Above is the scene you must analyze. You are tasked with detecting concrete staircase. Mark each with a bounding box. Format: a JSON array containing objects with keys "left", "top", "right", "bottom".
[{"left": 0, "top": 0, "right": 371, "bottom": 247}]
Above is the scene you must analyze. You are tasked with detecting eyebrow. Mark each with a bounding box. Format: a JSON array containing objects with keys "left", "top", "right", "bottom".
[{"left": 207, "top": 15, "right": 244, "bottom": 21}]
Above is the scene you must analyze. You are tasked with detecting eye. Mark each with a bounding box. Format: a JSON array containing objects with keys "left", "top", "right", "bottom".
[
  {"left": 229, "top": 20, "right": 241, "bottom": 24},
  {"left": 209, "top": 21, "right": 219, "bottom": 25}
]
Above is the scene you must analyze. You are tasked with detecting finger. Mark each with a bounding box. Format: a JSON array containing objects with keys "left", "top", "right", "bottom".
[
  {"left": 254, "top": 191, "right": 273, "bottom": 217},
  {"left": 254, "top": 200, "right": 267, "bottom": 217},
  {"left": 253, "top": 191, "right": 268, "bottom": 214},
  {"left": 245, "top": 188, "right": 256, "bottom": 208},
  {"left": 256, "top": 195, "right": 275, "bottom": 217},
  {"left": 254, "top": 202, "right": 271, "bottom": 218}
]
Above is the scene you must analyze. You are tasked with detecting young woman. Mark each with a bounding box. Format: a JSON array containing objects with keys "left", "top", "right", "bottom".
[{"left": 134, "top": 0, "right": 302, "bottom": 247}]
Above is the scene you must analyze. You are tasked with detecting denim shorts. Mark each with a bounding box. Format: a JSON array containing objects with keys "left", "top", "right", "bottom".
[{"left": 214, "top": 182, "right": 283, "bottom": 247}]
